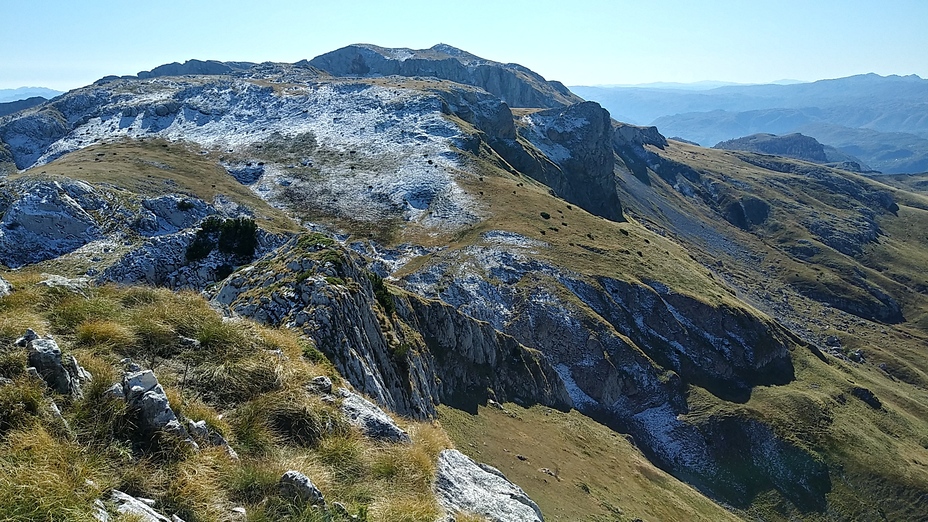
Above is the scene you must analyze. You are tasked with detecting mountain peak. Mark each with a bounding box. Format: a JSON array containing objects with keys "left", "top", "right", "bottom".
[
  {"left": 429, "top": 43, "right": 466, "bottom": 55},
  {"left": 309, "top": 44, "right": 582, "bottom": 108}
]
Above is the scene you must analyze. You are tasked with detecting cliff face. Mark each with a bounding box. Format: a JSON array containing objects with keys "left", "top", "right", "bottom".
[
  {"left": 432, "top": 87, "right": 625, "bottom": 222},
  {"left": 210, "top": 237, "right": 572, "bottom": 419},
  {"left": 518, "top": 102, "right": 624, "bottom": 221},
  {"left": 309, "top": 44, "right": 583, "bottom": 108},
  {"left": 398, "top": 239, "right": 828, "bottom": 507}
]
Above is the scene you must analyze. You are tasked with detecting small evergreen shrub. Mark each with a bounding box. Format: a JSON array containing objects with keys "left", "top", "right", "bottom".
[
  {"left": 368, "top": 273, "right": 395, "bottom": 315},
  {"left": 218, "top": 217, "right": 259, "bottom": 258},
  {"left": 186, "top": 216, "right": 258, "bottom": 262},
  {"left": 301, "top": 342, "right": 330, "bottom": 365}
]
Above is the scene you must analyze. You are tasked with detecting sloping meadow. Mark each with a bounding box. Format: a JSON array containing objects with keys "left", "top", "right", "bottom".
[{"left": 0, "top": 271, "right": 452, "bottom": 521}]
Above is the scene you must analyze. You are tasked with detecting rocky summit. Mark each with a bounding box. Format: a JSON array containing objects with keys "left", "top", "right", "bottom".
[{"left": 0, "top": 44, "right": 928, "bottom": 522}]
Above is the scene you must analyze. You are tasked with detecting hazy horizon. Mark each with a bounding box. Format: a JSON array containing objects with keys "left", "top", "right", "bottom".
[{"left": 3, "top": 0, "right": 926, "bottom": 91}]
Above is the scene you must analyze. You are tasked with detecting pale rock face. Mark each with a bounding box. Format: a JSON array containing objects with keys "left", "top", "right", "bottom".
[
  {"left": 0, "top": 275, "right": 12, "bottom": 297},
  {"left": 26, "top": 336, "right": 91, "bottom": 397},
  {"left": 399, "top": 239, "right": 825, "bottom": 505},
  {"left": 137, "top": 195, "right": 214, "bottom": 236},
  {"left": 38, "top": 274, "right": 91, "bottom": 294},
  {"left": 27, "top": 338, "right": 70, "bottom": 394},
  {"left": 101, "top": 227, "right": 285, "bottom": 290},
  {"left": 435, "top": 449, "right": 544, "bottom": 522},
  {"left": 185, "top": 419, "right": 238, "bottom": 458},
  {"left": 211, "top": 239, "right": 571, "bottom": 420},
  {"left": 108, "top": 490, "right": 178, "bottom": 522},
  {"left": 518, "top": 101, "right": 623, "bottom": 221},
  {"left": 337, "top": 387, "right": 410, "bottom": 443},
  {"left": 613, "top": 122, "right": 669, "bottom": 149},
  {"left": 1, "top": 76, "right": 481, "bottom": 232},
  {"left": 121, "top": 370, "right": 194, "bottom": 446},
  {"left": 309, "top": 43, "right": 582, "bottom": 109},
  {"left": 0, "top": 181, "right": 103, "bottom": 267},
  {"left": 279, "top": 470, "right": 325, "bottom": 505}
]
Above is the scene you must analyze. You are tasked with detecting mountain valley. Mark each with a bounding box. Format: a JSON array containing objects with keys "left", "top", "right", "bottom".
[{"left": 1, "top": 45, "right": 927, "bottom": 522}]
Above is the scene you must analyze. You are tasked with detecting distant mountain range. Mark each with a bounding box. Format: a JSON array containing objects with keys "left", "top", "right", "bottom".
[
  {"left": 601, "top": 79, "right": 805, "bottom": 91},
  {"left": 0, "top": 87, "right": 62, "bottom": 103},
  {"left": 572, "top": 74, "right": 928, "bottom": 174},
  {"left": 0, "top": 88, "right": 63, "bottom": 118}
]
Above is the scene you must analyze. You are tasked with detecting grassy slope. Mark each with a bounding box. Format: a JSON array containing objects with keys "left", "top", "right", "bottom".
[
  {"left": 624, "top": 142, "right": 928, "bottom": 519},
  {"left": 15, "top": 133, "right": 771, "bottom": 520},
  {"left": 655, "top": 142, "right": 928, "bottom": 320},
  {"left": 4, "top": 139, "right": 302, "bottom": 278},
  {"left": 0, "top": 270, "right": 453, "bottom": 522},
  {"left": 439, "top": 402, "right": 742, "bottom": 522},
  {"left": 12, "top": 138, "right": 300, "bottom": 235},
  {"left": 393, "top": 146, "right": 748, "bottom": 313}
]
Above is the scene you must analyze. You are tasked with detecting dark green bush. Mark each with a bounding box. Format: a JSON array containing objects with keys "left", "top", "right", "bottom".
[
  {"left": 218, "top": 217, "right": 258, "bottom": 258},
  {"left": 186, "top": 216, "right": 258, "bottom": 262},
  {"left": 368, "top": 273, "right": 395, "bottom": 315}
]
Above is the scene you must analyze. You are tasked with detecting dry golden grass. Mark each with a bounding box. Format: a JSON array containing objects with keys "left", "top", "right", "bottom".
[
  {"left": 0, "top": 273, "right": 449, "bottom": 521},
  {"left": 368, "top": 493, "right": 442, "bottom": 522},
  {"left": 75, "top": 319, "right": 137, "bottom": 350},
  {"left": 0, "top": 426, "right": 112, "bottom": 522}
]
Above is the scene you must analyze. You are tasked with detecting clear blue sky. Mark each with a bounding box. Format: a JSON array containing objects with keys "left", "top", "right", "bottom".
[{"left": 3, "top": 0, "right": 926, "bottom": 91}]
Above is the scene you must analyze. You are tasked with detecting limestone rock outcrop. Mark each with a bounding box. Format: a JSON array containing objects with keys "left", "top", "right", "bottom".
[
  {"left": 101, "top": 227, "right": 284, "bottom": 291},
  {"left": 337, "top": 387, "right": 410, "bottom": 443},
  {"left": 0, "top": 275, "right": 11, "bottom": 297},
  {"left": 279, "top": 470, "right": 325, "bottom": 505},
  {"left": 435, "top": 449, "right": 544, "bottom": 522},
  {"left": 105, "top": 490, "right": 180, "bottom": 522},
  {"left": 310, "top": 44, "right": 581, "bottom": 109},
  {"left": 136, "top": 59, "right": 254, "bottom": 79},
  {"left": 0, "top": 107, "right": 71, "bottom": 169},
  {"left": 211, "top": 237, "right": 571, "bottom": 419},
  {"left": 136, "top": 195, "right": 215, "bottom": 237},
  {"left": 400, "top": 241, "right": 823, "bottom": 507},
  {"left": 120, "top": 370, "right": 195, "bottom": 448},
  {"left": 0, "top": 181, "right": 103, "bottom": 267},
  {"left": 25, "top": 334, "right": 91, "bottom": 397},
  {"left": 714, "top": 133, "right": 829, "bottom": 163},
  {"left": 518, "top": 101, "right": 624, "bottom": 221}
]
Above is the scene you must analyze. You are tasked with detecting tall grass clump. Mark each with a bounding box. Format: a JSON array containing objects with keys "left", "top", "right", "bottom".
[{"left": 0, "top": 426, "right": 111, "bottom": 522}]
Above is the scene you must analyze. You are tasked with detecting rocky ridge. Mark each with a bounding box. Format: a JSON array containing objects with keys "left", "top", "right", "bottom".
[
  {"left": 210, "top": 235, "right": 571, "bottom": 419},
  {"left": 713, "top": 132, "right": 870, "bottom": 171},
  {"left": 0, "top": 59, "right": 817, "bottom": 515},
  {"left": 309, "top": 44, "right": 581, "bottom": 109},
  {"left": 1, "top": 44, "right": 926, "bottom": 520}
]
